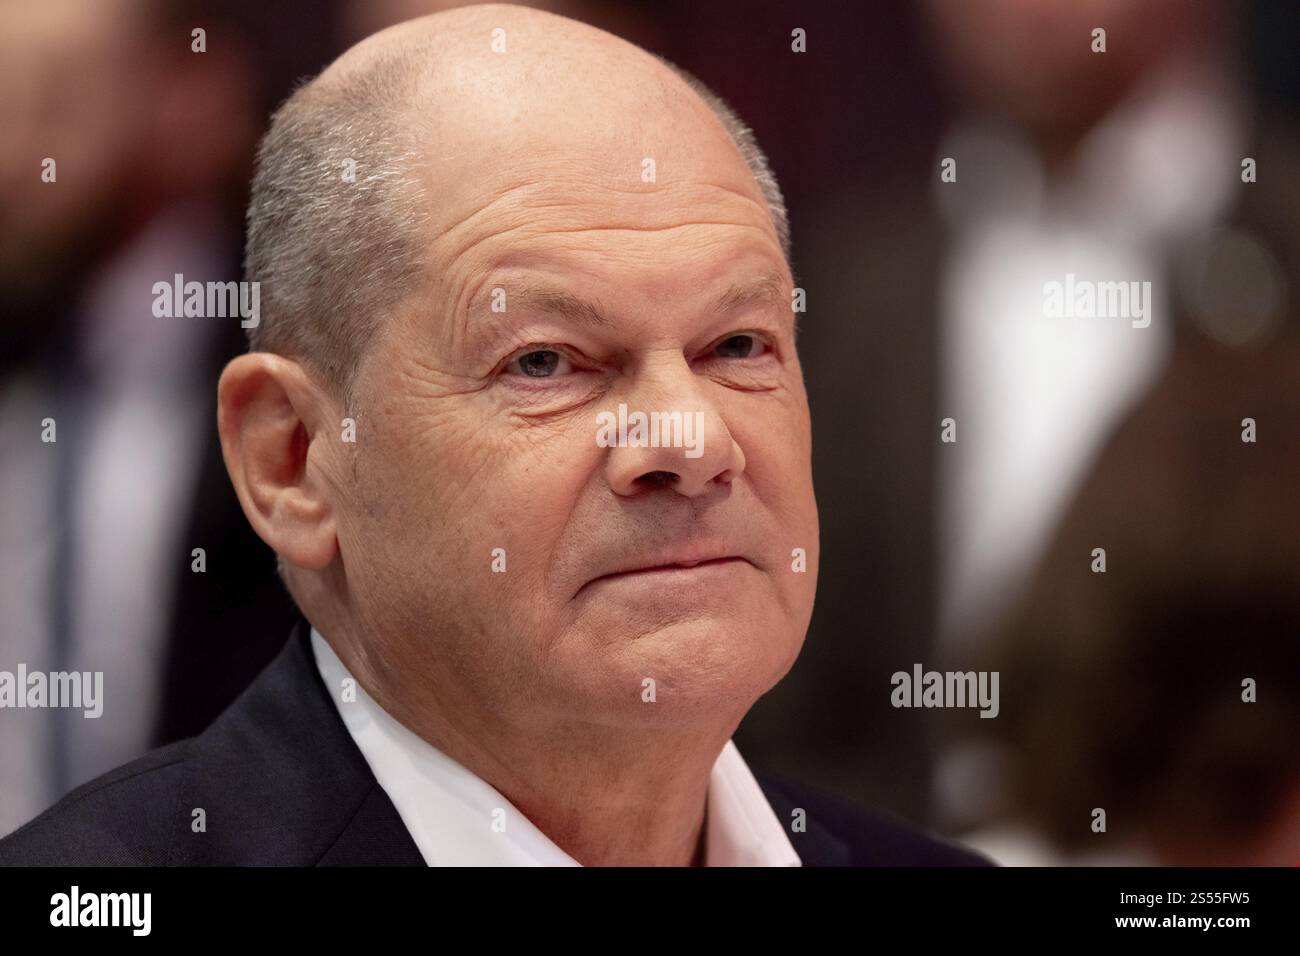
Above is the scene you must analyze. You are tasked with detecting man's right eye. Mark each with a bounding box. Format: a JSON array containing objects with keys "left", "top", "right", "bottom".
[{"left": 504, "top": 348, "right": 574, "bottom": 378}]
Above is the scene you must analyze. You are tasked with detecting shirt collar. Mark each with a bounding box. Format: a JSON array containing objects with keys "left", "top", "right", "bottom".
[{"left": 310, "top": 627, "right": 800, "bottom": 866}]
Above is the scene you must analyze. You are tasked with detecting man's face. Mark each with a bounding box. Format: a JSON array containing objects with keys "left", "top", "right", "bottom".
[{"left": 332, "top": 65, "right": 818, "bottom": 733}]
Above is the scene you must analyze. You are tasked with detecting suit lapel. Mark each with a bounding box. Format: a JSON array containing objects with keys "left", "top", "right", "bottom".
[
  {"left": 169, "top": 618, "right": 423, "bottom": 865},
  {"left": 755, "top": 774, "right": 853, "bottom": 866}
]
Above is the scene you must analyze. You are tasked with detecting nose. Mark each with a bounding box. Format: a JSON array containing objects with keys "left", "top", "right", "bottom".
[{"left": 602, "top": 354, "right": 746, "bottom": 498}]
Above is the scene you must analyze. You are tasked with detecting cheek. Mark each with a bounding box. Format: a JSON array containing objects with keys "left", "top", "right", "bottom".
[
  {"left": 731, "top": 397, "right": 815, "bottom": 507},
  {"left": 729, "top": 400, "right": 819, "bottom": 595},
  {"left": 385, "top": 410, "right": 599, "bottom": 595},
  {"left": 486, "top": 435, "right": 605, "bottom": 591}
]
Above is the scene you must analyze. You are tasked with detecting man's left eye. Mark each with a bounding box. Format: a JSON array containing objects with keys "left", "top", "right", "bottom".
[
  {"left": 713, "top": 334, "right": 765, "bottom": 359},
  {"left": 506, "top": 349, "right": 574, "bottom": 378}
]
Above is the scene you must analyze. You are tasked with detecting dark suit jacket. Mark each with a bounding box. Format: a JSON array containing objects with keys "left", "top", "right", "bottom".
[{"left": 0, "top": 619, "right": 991, "bottom": 867}]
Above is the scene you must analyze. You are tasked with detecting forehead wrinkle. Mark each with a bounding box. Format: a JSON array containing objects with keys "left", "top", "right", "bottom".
[
  {"left": 432, "top": 173, "right": 776, "bottom": 275},
  {"left": 433, "top": 175, "right": 552, "bottom": 249}
]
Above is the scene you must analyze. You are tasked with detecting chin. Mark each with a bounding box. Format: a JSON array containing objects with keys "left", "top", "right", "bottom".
[{"left": 581, "top": 616, "right": 799, "bottom": 723}]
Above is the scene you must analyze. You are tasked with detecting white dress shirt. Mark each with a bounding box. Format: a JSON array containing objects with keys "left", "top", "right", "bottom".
[{"left": 310, "top": 627, "right": 801, "bottom": 866}]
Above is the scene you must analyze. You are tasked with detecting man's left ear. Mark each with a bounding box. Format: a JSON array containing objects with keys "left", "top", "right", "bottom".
[{"left": 216, "top": 353, "right": 341, "bottom": 571}]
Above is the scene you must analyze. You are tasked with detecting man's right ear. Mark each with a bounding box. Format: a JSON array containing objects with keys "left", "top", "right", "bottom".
[{"left": 217, "top": 353, "right": 340, "bottom": 571}]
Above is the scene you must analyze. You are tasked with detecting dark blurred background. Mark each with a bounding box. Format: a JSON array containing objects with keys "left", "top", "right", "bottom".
[{"left": 2, "top": 0, "right": 1297, "bottom": 864}]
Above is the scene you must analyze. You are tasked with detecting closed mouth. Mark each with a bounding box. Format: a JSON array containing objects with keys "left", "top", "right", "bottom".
[{"left": 577, "top": 556, "right": 749, "bottom": 596}]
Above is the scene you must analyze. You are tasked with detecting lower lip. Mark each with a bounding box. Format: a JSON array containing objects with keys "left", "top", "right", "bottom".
[{"left": 581, "top": 558, "right": 750, "bottom": 592}]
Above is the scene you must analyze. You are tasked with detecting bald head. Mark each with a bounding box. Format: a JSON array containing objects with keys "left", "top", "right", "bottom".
[{"left": 245, "top": 3, "right": 788, "bottom": 399}]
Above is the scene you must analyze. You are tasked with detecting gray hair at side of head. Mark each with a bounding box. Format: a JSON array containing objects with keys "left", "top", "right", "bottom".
[
  {"left": 243, "top": 49, "right": 433, "bottom": 410},
  {"left": 243, "top": 49, "right": 790, "bottom": 407}
]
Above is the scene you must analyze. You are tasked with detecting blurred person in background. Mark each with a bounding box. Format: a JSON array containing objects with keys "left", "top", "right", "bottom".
[
  {"left": 922, "top": 0, "right": 1295, "bottom": 654},
  {"left": 924, "top": 0, "right": 1300, "bottom": 828},
  {"left": 790, "top": 0, "right": 1299, "bottom": 829},
  {"left": 945, "top": 340, "right": 1300, "bottom": 865},
  {"left": 0, "top": 0, "right": 309, "bottom": 834}
]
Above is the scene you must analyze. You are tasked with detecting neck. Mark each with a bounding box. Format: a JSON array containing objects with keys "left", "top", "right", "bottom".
[
  {"left": 315, "top": 613, "right": 742, "bottom": 866},
  {"left": 404, "top": 694, "right": 735, "bottom": 867}
]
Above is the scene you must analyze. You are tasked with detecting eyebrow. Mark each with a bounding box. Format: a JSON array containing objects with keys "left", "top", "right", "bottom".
[
  {"left": 501, "top": 285, "right": 612, "bottom": 329},
  {"left": 715, "top": 275, "right": 790, "bottom": 318}
]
